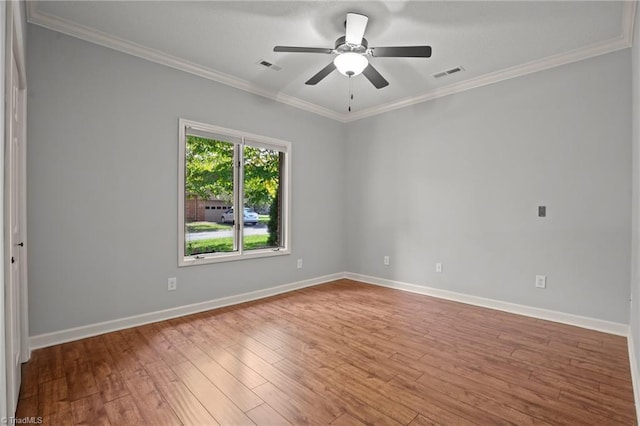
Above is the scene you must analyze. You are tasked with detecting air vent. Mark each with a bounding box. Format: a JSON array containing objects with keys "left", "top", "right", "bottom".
[
  {"left": 433, "top": 66, "right": 464, "bottom": 79},
  {"left": 256, "top": 59, "right": 282, "bottom": 71}
]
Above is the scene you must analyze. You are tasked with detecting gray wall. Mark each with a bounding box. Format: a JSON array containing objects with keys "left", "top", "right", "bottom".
[
  {"left": 27, "top": 22, "right": 634, "bottom": 336},
  {"left": 631, "top": 2, "right": 640, "bottom": 380},
  {"left": 26, "top": 25, "right": 346, "bottom": 336},
  {"left": 345, "top": 50, "right": 632, "bottom": 324}
]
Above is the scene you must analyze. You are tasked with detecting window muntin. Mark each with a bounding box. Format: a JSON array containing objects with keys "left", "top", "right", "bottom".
[{"left": 178, "top": 119, "right": 290, "bottom": 266}]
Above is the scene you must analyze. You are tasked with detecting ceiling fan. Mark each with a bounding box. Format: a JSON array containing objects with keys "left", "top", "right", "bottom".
[{"left": 273, "top": 12, "right": 431, "bottom": 89}]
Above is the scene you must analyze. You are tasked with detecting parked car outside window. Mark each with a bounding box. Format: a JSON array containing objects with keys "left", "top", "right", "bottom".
[{"left": 220, "top": 207, "right": 259, "bottom": 226}]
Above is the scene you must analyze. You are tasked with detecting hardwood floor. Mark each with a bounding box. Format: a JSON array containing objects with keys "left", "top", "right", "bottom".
[{"left": 16, "top": 279, "right": 636, "bottom": 425}]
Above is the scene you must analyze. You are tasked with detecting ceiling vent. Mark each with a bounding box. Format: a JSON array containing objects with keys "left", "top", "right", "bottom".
[
  {"left": 256, "top": 59, "right": 282, "bottom": 71},
  {"left": 433, "top": 66, "right": 464, "bottom": 79}
]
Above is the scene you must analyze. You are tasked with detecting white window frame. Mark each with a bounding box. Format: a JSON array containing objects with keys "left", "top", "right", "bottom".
[{"left": 178, "top": 118, "right": 291, "bottom": 266}]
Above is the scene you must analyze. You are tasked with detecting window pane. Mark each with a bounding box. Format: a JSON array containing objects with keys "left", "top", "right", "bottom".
[
  {"left": 242, "top": 144, "right": 285, "bottom": 250},
  {"left": 184, "top": 135, "right": 236, "bottom": 256},
  {"left": 179, "top": 119, "right": 290, "bottom": 266}
]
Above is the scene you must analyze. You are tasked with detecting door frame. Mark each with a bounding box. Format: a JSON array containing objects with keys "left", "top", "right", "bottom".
[{"left": 2, "top": 0, "right": 28, "bottom": 418}]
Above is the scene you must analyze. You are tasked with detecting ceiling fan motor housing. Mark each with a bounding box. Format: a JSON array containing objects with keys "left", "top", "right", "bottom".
[{"left": 335, "top": 36, "right": 368, "bottom": 53}]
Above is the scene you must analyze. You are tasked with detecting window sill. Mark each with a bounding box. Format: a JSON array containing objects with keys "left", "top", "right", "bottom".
[{"left": 179, "top": 248, "right": 290, "bottom": 267}]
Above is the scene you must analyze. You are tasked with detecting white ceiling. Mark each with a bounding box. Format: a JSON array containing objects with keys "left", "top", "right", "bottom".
[{"left": 28, "top": 1, "right": 635, "bottom": 122}]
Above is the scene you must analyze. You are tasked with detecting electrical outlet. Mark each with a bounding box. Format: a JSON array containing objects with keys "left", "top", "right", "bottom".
[
  {"left": 436, "top": 263, "right": 443, "bottom": 273},
  {"left": 168, "top": 277, "right": 177, "bottom": 291},
  {"left": 538, "top": 206, "right": 547, "bottom": 217},
  {"left": 297, "top": 259, "right": 303, "bottom": 269},
  {"left": 384, "top": 256, "right": 390, "bottom": 266},
  {"left": 535, "top": 275, "right": 546, "bottom": 289}
]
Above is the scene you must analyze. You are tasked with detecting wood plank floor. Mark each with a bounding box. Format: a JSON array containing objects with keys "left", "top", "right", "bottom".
[{"left": 16, "top": 279, "right": 637, "bottom": 425}]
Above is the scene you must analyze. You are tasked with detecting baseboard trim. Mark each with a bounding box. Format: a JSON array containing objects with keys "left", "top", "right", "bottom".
[
  {"left": 628, "top": 333, "right": 640, "bottom": 425},
  {"left": 31, "top": 271, "right": 630, "bottom": 350},
  {"left": 345, "top": 272, "right": 629, "bottom": 336},
  {"left": 29, "top": 272, "right": 345, "bottom": 350}
]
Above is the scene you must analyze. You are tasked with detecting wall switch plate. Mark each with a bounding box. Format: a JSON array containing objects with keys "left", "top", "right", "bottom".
[
  {"left": 297, "top": 259, "right": 303, "bottom": 269},
  {"left": 384, "top": 256, "right": 390, "bottom": 266},
  {"left": 436, "top": 263, "right": 443, "bottom": 273},
  {"left": 168, "top": 277, "right": 177, "bottom": 291},
  {"left": 535, "top": 275, "right": 546, "bottom": 289}
]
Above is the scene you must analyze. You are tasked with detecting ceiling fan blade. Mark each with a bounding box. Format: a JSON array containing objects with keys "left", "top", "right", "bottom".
[
  {"left": 305, "top": 62, "right": 337, "bottom": 85},
  {"left": 274, "top": 46, "right": 334, "bottom": 54},
  {"left": 370, "top": 46, "right": 432, "bottom": 58},
  {"left": 362, "top": 64, "right": 389, "bottom": 89},
  {"left": 345, "top": 13, "right": 368, "bottom": 46}
]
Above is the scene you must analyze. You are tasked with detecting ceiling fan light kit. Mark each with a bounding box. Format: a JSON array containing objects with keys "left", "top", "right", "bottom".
[
  {"left": 273, "top": 12, "right": 432, "bottom": 90},
  {"left": 334, "top": 52, "right": 368, "bottom": 76}
]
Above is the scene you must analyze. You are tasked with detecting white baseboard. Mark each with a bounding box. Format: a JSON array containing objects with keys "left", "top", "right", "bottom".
[
  {"left": 345, "top": 272, "right": 629, "bottom": 336},
  {"left": 29, "top": 272, "right": 345, "bottom": 350},
  {"left": 629, "top": 333, "right": 640, "bottom": 426},
  {"left": 30, "top": 270, "right": 630, "bottom": 351}
]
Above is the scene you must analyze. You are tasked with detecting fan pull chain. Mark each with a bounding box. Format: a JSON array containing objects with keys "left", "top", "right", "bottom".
[{"left": 348, "top": 75, "right": 353, "bottom": 112}]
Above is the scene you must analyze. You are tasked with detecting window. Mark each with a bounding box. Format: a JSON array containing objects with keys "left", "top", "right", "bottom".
[{"left": 178, "top": 119, "right": 290, "bottom": 266}]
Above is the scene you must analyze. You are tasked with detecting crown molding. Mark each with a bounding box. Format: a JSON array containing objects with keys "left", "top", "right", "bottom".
[
  {"left": 346, "top": 0, "right": 637, "bottom": 122},
  {"left": 345, "top": 35, "right": 631, "bottom": 122},
  {"left": 621, "top": 0, "right": 637, "bottom": 45},
  {"left": 27, "top": 1, "right": 636, "bottom": 124},
  {"left": 26, "top": 2, "right": 346, "bottom": 123}
]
